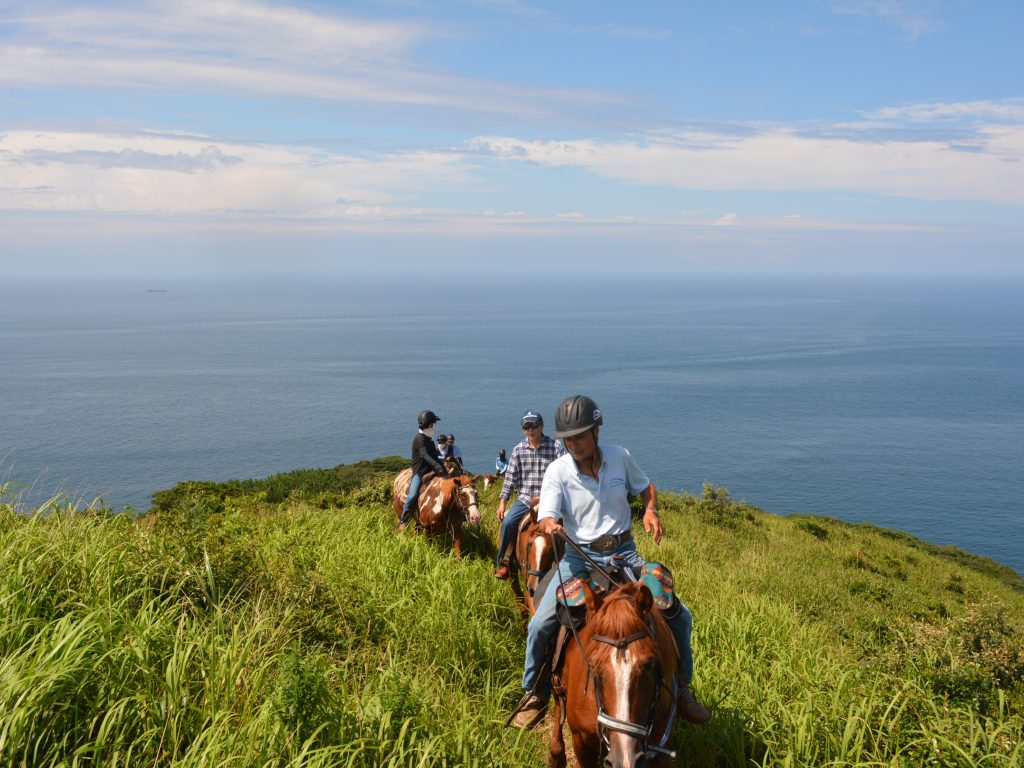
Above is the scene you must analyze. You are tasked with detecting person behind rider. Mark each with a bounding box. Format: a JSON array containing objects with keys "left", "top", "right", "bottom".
[
  {"left": 399, "top": 410, "right": 448, "bottom": 532},
  {"left": 494, "top": 409, "right": 565, "bottom": 580},
  {"left": 447, "top": 433, "right": 465, "bottom": 470},
  {"left": 495, "top": 448, "right": 508, "bottom": 476},
  {"left": 436, "top": 433, "right": 450, "bottom": 461},
  {"left": 513, "top": 395, "right": 712, "bottom": 729}
]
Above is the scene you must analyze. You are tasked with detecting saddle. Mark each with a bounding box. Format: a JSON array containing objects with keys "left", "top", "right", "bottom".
[{"left": 546, "top": 562, "right": 679, "bottom": 704}]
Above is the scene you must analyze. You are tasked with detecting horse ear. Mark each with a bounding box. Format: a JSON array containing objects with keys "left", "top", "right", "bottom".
[
  {"left": 529, "top": 507, "right": 539, "bottom": 524},
  {"left": 635, "top": 583, "right": 654, "bottom": 619}
]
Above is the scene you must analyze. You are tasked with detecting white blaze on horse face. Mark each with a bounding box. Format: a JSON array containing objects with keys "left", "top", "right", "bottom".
[
  {"left": 464, "top": 489, "right": 481, "bottom": 524},
  {"left": 607, "top": 649, "right": 644, "bottom": 767},
  {"left": 529, "top": 535, "right": 548, "bottom": 589}
]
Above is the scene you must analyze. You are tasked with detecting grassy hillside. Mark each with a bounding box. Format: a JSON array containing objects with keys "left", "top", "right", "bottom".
[{"left": 0, "top": 463, "right": 1021, "bottom": 767}]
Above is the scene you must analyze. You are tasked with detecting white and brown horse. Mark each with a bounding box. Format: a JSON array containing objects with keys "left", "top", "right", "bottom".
[{"left": 392, "top": 468, "right": 481, "bottom": 558}]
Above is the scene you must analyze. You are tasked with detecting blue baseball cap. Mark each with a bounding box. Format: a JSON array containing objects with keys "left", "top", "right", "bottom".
[{"left": 521, "top": 409, "right": 543, "bottom": 426}]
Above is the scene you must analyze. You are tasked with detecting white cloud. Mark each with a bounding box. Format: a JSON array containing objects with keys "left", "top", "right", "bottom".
[
  {"left": 0, "top": 0, "right": 620, "bottom": 117},
  {"left": 714, "top": 213, "right": 738, "bottom": 226},
  {"left": 471, "top": 118, "right": 1024, "bottom": 204},
  {"left": 869, "top": 98, "right": 1024, "bottom": 124},
  {"left": 832, "top": 1, "right": 941, "bottom": 39},
  {"left": 0, "top": 129, "right": 471, "bottom": 216},
  {"left": 555, "top": 211, "right": 585, "bottom": 219}
]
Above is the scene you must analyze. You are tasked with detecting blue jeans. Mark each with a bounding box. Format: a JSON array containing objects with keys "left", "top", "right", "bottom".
[
  {"left": 496, "top": 498, "right": 531, "bottom": 566},
  {"left": 400, "top": 473, "right": 422, "bottom": 524},
  {"left": 522, "top": 536, "right": 694, "bottom": 697}
]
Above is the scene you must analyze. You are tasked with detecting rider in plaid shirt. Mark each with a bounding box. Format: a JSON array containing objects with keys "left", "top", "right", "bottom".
[{"left": 493, "top": 409, "right": 565, "bottom": 579}]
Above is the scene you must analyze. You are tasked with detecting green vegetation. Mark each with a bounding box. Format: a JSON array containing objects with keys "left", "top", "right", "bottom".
[{"left": 1, "top": 468, "right": 1021, "bottom": 767}]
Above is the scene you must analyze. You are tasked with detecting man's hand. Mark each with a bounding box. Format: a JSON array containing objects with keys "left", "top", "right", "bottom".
[
  {"left": 643, "top": 508, "right": 663, "bottom": 545},
  {"left": 496, "top": 500, "right": 506, "bottom": 520},
  {"left": 538, "top": 516, "right": 565, "bottom": 539}
]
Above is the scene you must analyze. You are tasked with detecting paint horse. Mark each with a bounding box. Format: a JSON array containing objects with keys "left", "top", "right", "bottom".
[
  {"left": 508, "top": 503, "right": 561, "bottom": 618},
  {"left": 392, "top": 468, "right": 481, "bottom": 558},
  {"left": 548, "top": 581, "right": 680, "bottom": 768}
]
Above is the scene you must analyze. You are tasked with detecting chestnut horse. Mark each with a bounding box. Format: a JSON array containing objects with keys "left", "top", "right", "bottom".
[
  {"left": 508, "top": 504, "right": 561, "bottom": 618},
  {"left": 549, "top": 581, "right": 680, "bottom": 768},
  {"left": 392, "top": 468, "right": 481, "bottom": 558}
]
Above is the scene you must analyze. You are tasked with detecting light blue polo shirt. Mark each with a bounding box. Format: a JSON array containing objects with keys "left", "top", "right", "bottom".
[{"left": 538, "top": 443, "right": 651, "bottom": 544}]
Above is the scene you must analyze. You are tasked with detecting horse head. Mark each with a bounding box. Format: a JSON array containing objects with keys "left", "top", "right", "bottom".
[
  {"left": 573, "top": 581, "right": 677, "bottom": 768},
  {"left": 518, "top": 505, "right": 560, "bottom": 602},
  {"left": 453, "top": 475, "right": 480, "bottom": 525}
]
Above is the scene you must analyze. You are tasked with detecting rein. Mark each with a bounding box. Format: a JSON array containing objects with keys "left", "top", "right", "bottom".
[{"left": 550, "top": 529, "right": 679, "bottom": 762}]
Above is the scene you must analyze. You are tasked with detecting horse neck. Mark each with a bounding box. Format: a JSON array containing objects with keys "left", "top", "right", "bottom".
[{"left": 437, "top": 477, "right": 456, "bottom": 502}]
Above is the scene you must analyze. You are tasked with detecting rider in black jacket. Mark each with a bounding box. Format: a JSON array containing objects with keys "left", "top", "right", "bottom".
[{"left": 399, "top": 410, "right": 448, "bottom": 530}]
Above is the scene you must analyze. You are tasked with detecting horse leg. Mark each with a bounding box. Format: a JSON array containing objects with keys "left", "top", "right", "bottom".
[
  {"left": 508, "top": 567, "right": 529, "bottom": 622},
  {"left": 524, "top": 587, "right": 537, "bottom": 617},
  {"left": 451, "top": 518, "right": 462, "bottom": 559},
  {"left": 571, "top": 732, "right": 600, "bottom": 768},
  {"left": 547, "top": 694, "right": 567, "bottom": 768}
]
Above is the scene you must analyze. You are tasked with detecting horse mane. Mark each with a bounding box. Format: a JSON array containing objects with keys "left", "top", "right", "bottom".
[{"left": 584, "top": 585, "right": 652, "bottom": 658}]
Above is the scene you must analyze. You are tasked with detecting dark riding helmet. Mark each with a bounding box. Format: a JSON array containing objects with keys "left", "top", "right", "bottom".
[
  {"left": 436, "top": 433, "right": 448, "bottom": 443},
  {"left": 417, "top": 409, "right": 440, "bottom": 428},
  {"left": 554, "top": 395, "right": 603, "bottom": 438}
]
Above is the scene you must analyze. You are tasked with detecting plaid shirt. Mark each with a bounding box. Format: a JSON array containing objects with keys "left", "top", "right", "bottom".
[{"left": 499, "top": 434, "right": 565, "bottom": 503}]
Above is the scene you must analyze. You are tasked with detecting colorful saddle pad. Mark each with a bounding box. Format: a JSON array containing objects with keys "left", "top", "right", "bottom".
[{"left": 640, "top": 562, "right": 675, "bottom": 610}]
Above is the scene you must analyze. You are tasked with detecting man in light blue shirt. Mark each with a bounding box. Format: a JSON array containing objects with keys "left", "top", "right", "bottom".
[{"left": 512, "top": 395, "right": 711, "bottom": 729}]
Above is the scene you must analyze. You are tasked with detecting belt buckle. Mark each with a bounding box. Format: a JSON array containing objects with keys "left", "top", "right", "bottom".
[{"left": 590, "top": 534, "right": 618, "bottom": 554}]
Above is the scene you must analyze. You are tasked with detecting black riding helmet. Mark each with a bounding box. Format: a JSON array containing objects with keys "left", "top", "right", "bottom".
[
  {"left": 417, "top": 409, "right": 440, "bottom": 428},
  {"left": 554, "top": 395, "right": 603, "bottom": 438}
]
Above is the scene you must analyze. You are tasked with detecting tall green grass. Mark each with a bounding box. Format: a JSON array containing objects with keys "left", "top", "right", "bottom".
[{"left": 0, "top": 469, "right": 1021, "bottom": 766}]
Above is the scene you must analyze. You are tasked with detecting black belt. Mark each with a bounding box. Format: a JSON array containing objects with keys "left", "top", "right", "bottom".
[{"left": 583, "top": 531, "right": 631, "bottom": 554}]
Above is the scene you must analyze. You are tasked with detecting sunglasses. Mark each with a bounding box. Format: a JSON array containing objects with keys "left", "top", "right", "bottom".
[{"left": 522, "top": 422, "right": 539, "bottom": 430}]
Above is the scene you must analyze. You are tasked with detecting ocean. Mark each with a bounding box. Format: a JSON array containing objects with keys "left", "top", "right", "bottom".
[{"left": 2, "top": 273, "right": 1022, "bottom": 575}]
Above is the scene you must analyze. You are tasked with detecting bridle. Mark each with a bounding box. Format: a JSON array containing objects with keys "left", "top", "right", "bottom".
[
  {"left": 589, "top": 624, "right": 678, "bottom": 762},
  {"left": 524, "top": 532, "right": 547, "bottom": 596},
  {"left": 551, "top": 532, "right": 678, "bottom": 763},
  {"left": 454, "top": 481, "right": 479, "bottom": 520}
]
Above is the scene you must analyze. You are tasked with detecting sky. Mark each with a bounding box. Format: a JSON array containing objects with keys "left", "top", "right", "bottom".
[{"left": 2, "top": 0, "right": 1023, "bottom": 276}]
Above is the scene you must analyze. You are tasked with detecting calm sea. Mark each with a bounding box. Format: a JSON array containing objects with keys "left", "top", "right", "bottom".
[{"left": 2, "top": 273, "right": 1022, "bottom": 575}]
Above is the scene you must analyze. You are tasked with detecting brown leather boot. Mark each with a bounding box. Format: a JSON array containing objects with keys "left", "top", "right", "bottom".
[
  {"left": 679, "top": 686, "right": 711, "bottom": 725},
  {"left": 494, "top": 560, "right": 511, "bottom": 580},
  {"left": 512, "top": 694, "right": 547, "bottom": 729}
]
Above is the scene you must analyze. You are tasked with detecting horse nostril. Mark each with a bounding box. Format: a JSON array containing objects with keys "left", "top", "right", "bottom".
[{"left": 603, "top": 760, "right": 615, "bottom": 768}]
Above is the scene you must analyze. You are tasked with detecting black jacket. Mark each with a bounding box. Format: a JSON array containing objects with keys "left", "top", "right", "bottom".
[{"left": 411, "top": 433, "right": 445, "bottom": 477}]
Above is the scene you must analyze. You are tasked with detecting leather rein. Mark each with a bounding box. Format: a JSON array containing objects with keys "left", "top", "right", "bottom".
[{"left": 552, "top": 531, "right": 679, "bottom": 761}]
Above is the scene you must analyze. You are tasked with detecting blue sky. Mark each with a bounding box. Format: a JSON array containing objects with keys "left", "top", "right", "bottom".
[{"left": 2, "top": 0, "right": 1023, "bottom": 275}]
